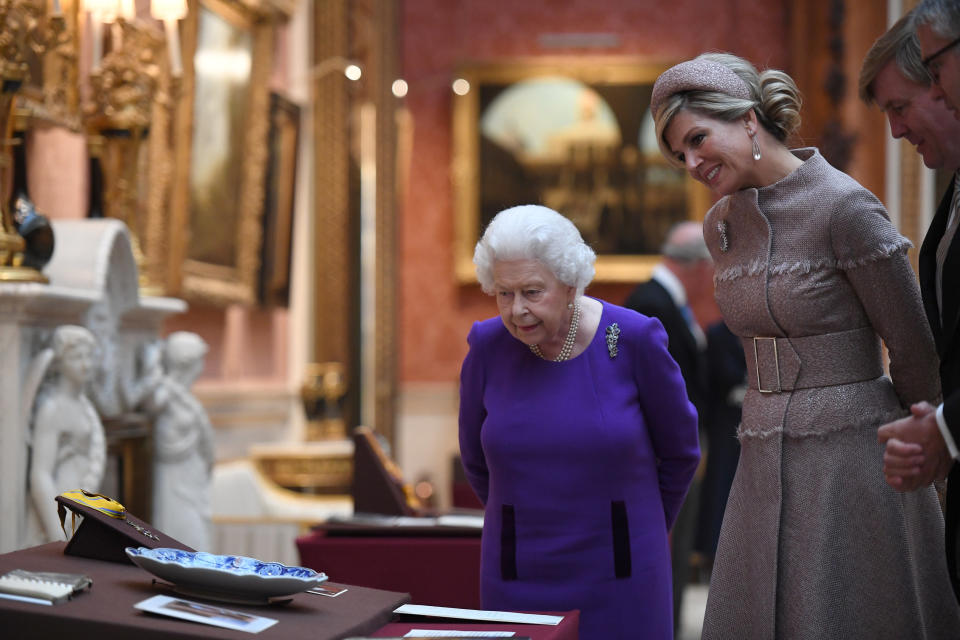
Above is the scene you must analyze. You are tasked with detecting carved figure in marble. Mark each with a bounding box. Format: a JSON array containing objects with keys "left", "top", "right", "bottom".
[
  {"left": 26, "top": 325, "right": 106, "bottom": 542},
  {"left": 144, "top": 331, "right": 214, "bottom": 550}
]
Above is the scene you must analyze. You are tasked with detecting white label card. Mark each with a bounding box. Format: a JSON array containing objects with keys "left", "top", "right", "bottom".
[
  {"left": 404, "top": 630, "right": 515, "bottom": 637},
  {"left": 134, "top": 595, "right": 278, "bottom": 634},
  {"left": 394, "top": 604, "right": 562, "bottom": 625}
]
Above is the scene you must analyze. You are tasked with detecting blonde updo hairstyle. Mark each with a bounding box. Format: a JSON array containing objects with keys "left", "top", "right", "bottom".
[
  {"left": 655, "top": 53, "right": 802, "bottom": 167},
  {"left": 474, "top": 205, "right": 596, "bottom": 298}
]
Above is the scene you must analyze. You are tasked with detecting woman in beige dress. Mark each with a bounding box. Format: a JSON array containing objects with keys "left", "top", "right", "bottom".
[{"left": 651, "top": 52, "right": 960, "bottom": 638}]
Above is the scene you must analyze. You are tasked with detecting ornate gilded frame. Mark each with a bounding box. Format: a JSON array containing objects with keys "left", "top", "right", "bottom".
[
  {"left": 169, "top": 0, "right": 277, "bottom": 304},
  {"left": 258, "top": 91, "right": 300, "bottom": 306},
  {"left": 452, "top": 58, "right": 711, "bottom": 284}
]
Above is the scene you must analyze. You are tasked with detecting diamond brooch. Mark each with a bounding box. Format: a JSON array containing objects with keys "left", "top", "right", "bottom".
[{"left": 606, "top": 323, "right": 620, "bottom": 359}]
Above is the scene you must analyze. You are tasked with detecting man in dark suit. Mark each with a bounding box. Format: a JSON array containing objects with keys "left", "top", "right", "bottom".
[
  {"left": 625, "top": 222, "right": 713, "bottom": 412},
  {"left": 864, "top": 1, "right": 960, "bottom": 602},
  {"left": 696, "top": 321, "right": 744, "bottom": 564},
  {"left": 624, "top": 220, "right": 713, "bottom": 630}
]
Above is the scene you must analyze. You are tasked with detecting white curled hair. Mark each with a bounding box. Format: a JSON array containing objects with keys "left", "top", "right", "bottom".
[{"left": 473, "top": 205, "right": 596, "bottom": 297}]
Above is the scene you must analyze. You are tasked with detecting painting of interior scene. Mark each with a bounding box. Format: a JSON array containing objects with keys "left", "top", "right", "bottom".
[
  {"left": 478, "top": 74, "right": 688, "bottom": 255},
  {"left": 188, "top": 4, "right": 252, "bottom": 268}
]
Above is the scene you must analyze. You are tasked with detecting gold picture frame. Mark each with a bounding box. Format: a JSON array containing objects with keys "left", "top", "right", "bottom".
[
  {"left": 452, "top": 58, "right": 711, "bottom": 284},
  {"left": 169, "top": 0, "right": 277, "bottom": 305},
  {"left": 258, "top": 91, "right": 300, "bottom": 307}
]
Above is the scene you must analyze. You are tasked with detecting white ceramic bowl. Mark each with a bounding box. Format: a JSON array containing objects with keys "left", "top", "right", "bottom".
[{"left": 125, "top": 547, "right": 328, "bottom": 603}]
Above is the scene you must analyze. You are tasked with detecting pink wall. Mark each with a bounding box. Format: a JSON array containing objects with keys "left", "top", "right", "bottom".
[{"left": 399, "top": 0, "right": 790, "bottom": 383}]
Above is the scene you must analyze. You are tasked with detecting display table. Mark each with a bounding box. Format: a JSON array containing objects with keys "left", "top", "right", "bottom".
[
  {"left": 297, "top": 528, "right": 482, "bottom": 609},
  {"left": 0, "top": 542, "right": 408, "bottom": 640},
  {"left": 373, "top": 612, "right": 579, "bottom": 640}
]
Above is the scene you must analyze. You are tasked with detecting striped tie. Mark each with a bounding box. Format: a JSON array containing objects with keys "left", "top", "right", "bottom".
[{"left": 936, "top": 173, "right": 960, "bottom": 324}]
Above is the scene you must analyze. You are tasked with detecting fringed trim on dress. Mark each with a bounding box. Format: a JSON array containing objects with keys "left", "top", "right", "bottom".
[
  {"left": 836, "top": 239, "right": 912, "bottom": 271},
  {"left": 737, "top": 407, "right": 906, "bottom": 441},
  {"left": 714, "top": 258, "right": 768, "bottom": 283},
  {"left": 714, "top": 239, "right": 911, "bottom": 283},
  {"left": 736, "top": 423, "right": 781, "bottom": 440},
  {"left": 715, "top": 257, "right": 838, "bottom": 283},
  {"left": 768, "top": 257, "right": 838, "bottom": 277}
]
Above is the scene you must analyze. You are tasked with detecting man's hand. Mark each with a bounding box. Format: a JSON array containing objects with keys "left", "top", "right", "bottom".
[{"left": 877, "top": 402, "right": 952, "bottom": 491}]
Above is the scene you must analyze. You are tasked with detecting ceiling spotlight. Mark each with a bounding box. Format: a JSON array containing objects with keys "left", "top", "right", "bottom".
[{"left": 451, "top": 78, "right": 470, "bottom": 96}]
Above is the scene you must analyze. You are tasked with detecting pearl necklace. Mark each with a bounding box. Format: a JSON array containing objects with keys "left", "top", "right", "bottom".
[{"left": 529, "top": 301, "right": 580, "bottom": 362}]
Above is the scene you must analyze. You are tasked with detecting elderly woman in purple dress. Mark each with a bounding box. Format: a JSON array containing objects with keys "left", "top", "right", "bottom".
[
  {"left": 651, "top": 52, "right": 960, "bottom": 638},
  {"left": 458, "top": 204, "right": 700, "bottom": 639}
]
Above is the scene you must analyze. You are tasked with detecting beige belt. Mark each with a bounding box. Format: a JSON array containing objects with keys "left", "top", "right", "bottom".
[{"left": 742, "top": 327, "right": 883, "bottom": 393}]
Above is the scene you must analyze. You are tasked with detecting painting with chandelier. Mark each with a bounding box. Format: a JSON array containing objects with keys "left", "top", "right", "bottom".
[{"left": 452, "top": 59, "right": 711, "bottom": 284}]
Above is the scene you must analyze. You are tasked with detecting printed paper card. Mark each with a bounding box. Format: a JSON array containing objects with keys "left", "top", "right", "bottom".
[{"left": 134, "top": 594, "right": 278, "bottom": 633}]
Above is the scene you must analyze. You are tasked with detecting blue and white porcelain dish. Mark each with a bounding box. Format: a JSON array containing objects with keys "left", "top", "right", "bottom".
[{"left": 125, "top": 547, "right": 328, "bottom": 603}]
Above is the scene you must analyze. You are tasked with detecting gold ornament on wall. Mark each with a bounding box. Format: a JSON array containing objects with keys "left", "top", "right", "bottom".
[
  {"left": 83, "top": 17, "right": 165, "bottom": 293},
  {"left": 301, "top": 362, "right": 348, "bottom": 441},
  {"left": 0, "top": 0, "right": 66, "bottom": 282},
  {"left": 18, "top": 0, "right": 80, "bottom": 130}
]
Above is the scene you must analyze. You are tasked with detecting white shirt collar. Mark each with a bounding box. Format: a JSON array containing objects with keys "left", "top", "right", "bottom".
[{"left": 652, "top": 263, "right": 687, "bottom": 308}]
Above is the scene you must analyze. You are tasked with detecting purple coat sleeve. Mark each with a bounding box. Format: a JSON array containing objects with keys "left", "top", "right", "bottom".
[
  {"left": 458, "top": 322, "right": 489, "bottom": 506},
  {"left": 631, "top": 315, "right": 701, "bottom": 529}
]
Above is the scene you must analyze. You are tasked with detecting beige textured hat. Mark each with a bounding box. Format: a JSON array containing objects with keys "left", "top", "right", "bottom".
[{"left": 650, "top": 57, "right": 752, "bottom": 118}]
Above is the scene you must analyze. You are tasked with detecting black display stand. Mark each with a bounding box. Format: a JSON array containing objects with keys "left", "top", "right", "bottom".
[
  {"left": 351, "top": 426, "right": 421, "bottom": 517},
  {"left": 55, "top": 493, "right": 193, "bottom": 565}
]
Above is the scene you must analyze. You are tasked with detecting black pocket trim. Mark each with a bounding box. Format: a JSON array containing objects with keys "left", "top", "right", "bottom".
[
  {"left": 501, "top": 504, "right": 518, "bottom": 580},
  {"left": 611, "top": 500, "right": 631, "bottom": 578}
]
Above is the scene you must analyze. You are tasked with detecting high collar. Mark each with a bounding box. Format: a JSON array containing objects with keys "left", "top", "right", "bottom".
[
  {"left": 756, "top": 147, "right": 818, "bottom": 195},
  {"left": 726, "top": 147, "right": 818, "bottom": 205}
]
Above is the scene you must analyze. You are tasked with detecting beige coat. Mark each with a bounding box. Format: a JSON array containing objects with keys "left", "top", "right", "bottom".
[{"left": 701, "top": 148, "right": 960, "bottom": 639}]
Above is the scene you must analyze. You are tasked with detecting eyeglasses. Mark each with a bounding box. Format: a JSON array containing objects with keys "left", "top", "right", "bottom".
[{"left": 923, "top": 34, "right": 960, "bottom": 80}]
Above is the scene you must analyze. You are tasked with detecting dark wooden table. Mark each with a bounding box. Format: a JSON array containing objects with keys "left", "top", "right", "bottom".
[{"left": 0, "top": 542, "right": 408, "bottom": 640}]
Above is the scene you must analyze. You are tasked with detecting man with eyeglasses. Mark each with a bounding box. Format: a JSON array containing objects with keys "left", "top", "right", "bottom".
[
  {"left": 915, "top": 0, "right": 960, "bottom": 117},
  {"left": 860, "top": 13, "right": 960, "bottom": 173},
  {"left": 877, "top": 0, "right": 960, "bottom": 604}
]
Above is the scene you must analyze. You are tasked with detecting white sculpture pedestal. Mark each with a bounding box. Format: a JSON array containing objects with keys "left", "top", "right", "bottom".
[{"left": 0, "top": 219, "right": 185, "bottom": 553}]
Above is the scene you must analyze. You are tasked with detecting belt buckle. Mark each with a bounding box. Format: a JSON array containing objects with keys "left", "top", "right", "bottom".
[{"left": 753, "top": 337, "right": 781, "bottom": 393}]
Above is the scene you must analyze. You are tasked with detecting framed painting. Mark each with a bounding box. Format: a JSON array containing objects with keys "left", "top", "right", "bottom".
[
  {"left": 452, "top": 58, "right": 711, "bottom": 283},
  {"left": 169, "top": 0, "right": 277, "bottom": 305},
  {"left": 258, "top": 92, "right": 300, "bottom": 307}
]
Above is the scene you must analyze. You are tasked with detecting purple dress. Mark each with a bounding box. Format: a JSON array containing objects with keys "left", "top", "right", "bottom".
[{"left": 459, "top": 301, "right": 700, "bottom": 640}]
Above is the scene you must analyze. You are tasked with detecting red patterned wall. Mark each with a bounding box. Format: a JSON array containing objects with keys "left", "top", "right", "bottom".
[{"left": 399, "top": 0, "right": 790, "bottom": 383}]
